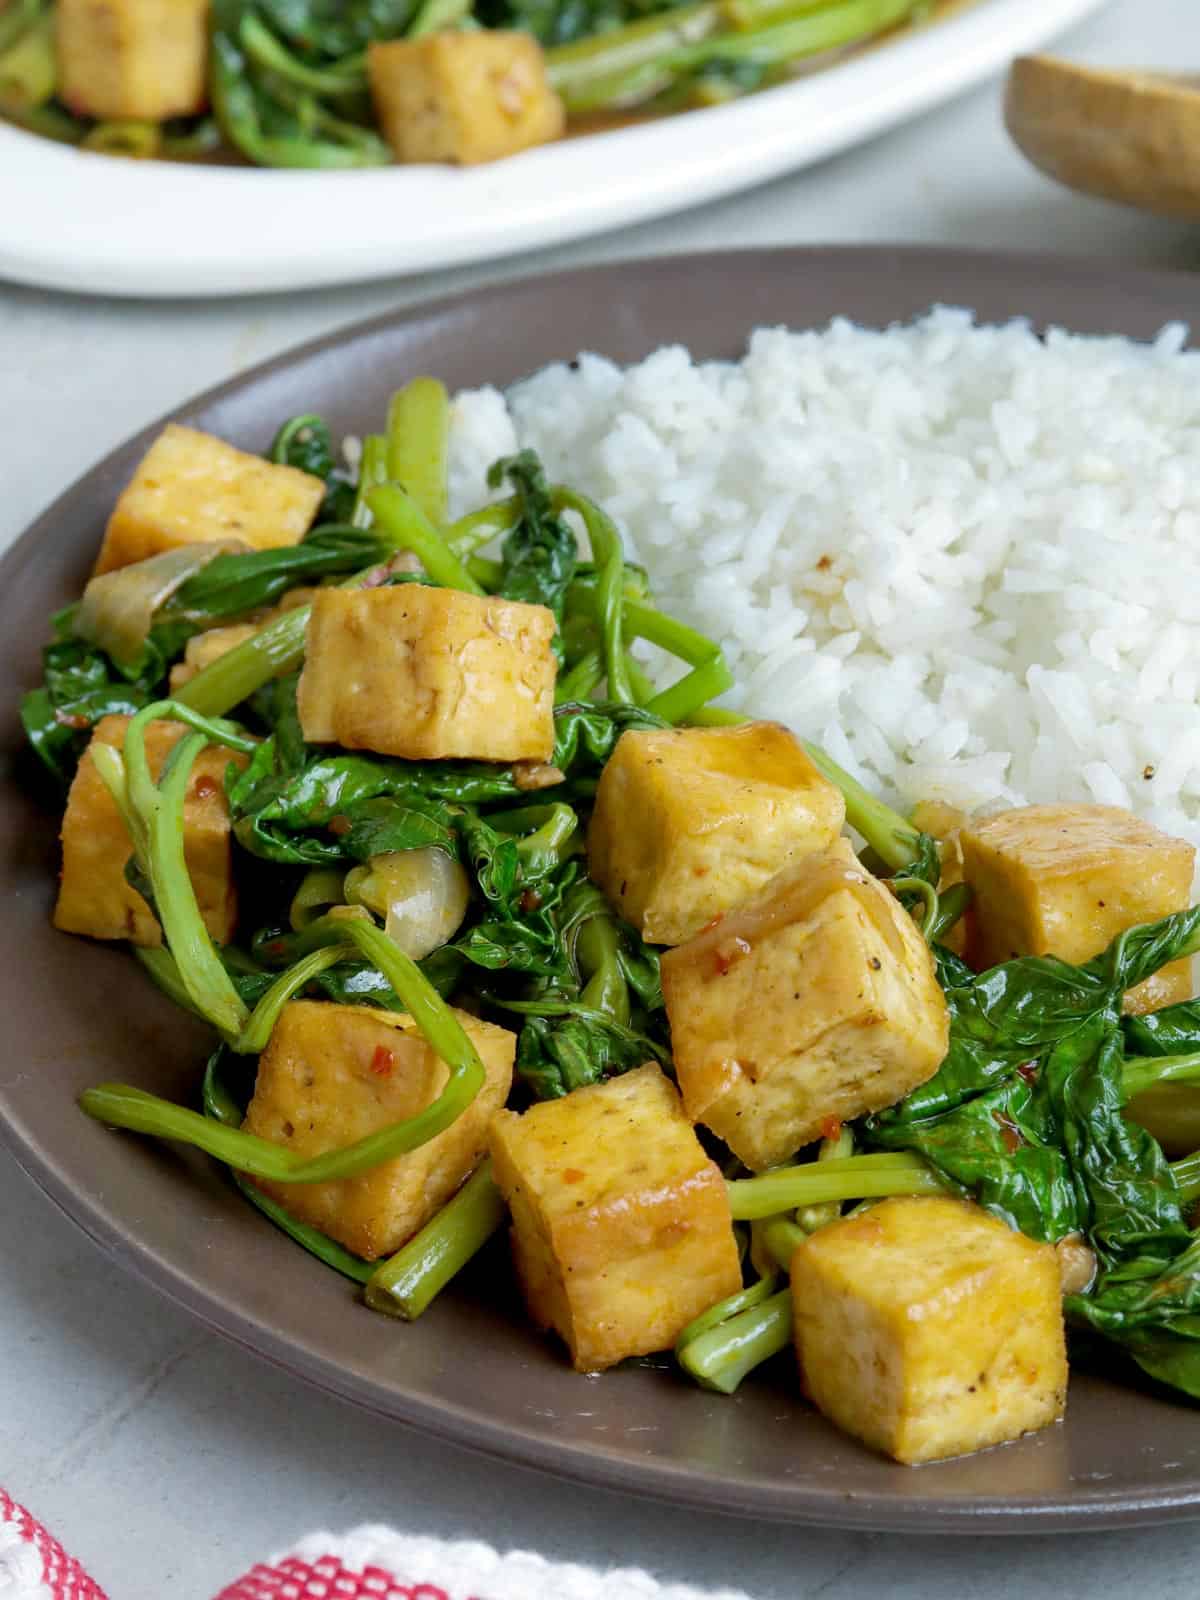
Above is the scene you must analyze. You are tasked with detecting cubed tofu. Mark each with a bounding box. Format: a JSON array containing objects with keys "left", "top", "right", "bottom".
[
  {"left": 588, "top": 723, "right": 846, "bottom": 946},
  {"left": 368, "top": 31, "right": 564, "bottom": 166},
  {"left": 57, "top": 0, "right": 208, "bottom": 122},
  {"left": 791, "top": 1196, "right": 1067, "bottom": 1464},
  {"left": 243, "top": 1000, "right": 516, "bottom": 1260},
  {"left": 960, "top": 804, "right": 1195, "bottom": 1013},
  {"left": 297, "top": 585, "right": 557, "bottom": 762},
  {"left": 54, "top": 714, "right": 244, "bottom": 946},
  {"left": 489, "top": 1063, "right": 741, "bottom": 1372},
  {"left": 662, "top": 840, "right": 949, "bottom": 1171},
  {"left": 94, "top": 424, "right": 325, "bottom": 576}
]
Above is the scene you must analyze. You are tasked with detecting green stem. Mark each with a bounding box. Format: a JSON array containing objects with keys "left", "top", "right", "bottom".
[
  {"left": 0, "top": 0, "right": 42, "bottom": 57},
  {"left": 547, "top": 0, "right": 719, "bottom": 98},
  {"left": 555, "top": 650, "right": 605, "bottom": 704},
  {"left": 796, "top": 1124, "right": 854, "bottom": 1232},
  {"left": 927, "top": 882, "right": 972, "bottom": 945},
  {"left": 675, "top": 1272, "right": 779, "bottom": 1351},
  {"left": 801, "top": 741, "right": 935, "bottom": 879},
  {"left": 408, "top": 0, "right": 474, "bottom": 34},
  {"left": 576, "top": 912, "right": 630, "bottom": 1025},
  {"left": 239, "top": 13, "right": 367, "bottom": 95},
  {"left": 366, "top": 485, "right": 484, "bottom": 594},
  {"left": 351, "top": 435, "right": 388, "bottom": 528},
  {"left": 365, "top": 1161, "right": 506, "bottom": 1318},
  {"left": 386, "top": 378, "right": 450, "bottom": 527},
  {"left": 0, "top": 11, "right": 53, "bottom": 112},
  {"left": 752, "top": 1215, "right": 807, "bottom": 1272},
  {"left": 445, "top": 499, "right": 522, "bottom": 559},
  {"left": 515, "top": 802, "right": 580, "bottom": 878},
  {"left": 234, "top": 944, "right": 355, "bottom": 1054},
  {"left": 554, "top": 488, "right": 633, "bottom": 704},
  {"left": 676, "top": 1287, "right": 793, "bottom": 1394},
  {"left": 623, "top": 598, "right": 734, "bottom": 723},
  {"left": 1122, "top": 1052, "right": 1200, "bottom": 1105},
  {"left": 174, "top": 604, "right": 310, "bottom": 716},
  {"left": 81, "top": 120, "right": 160, "bottom": 157},
  {"left": 134, "top": 946, "right": 205, "bottom": 1019},
  {"left": 727, "top": 1152, "right": 941, "bottom": 1219}
]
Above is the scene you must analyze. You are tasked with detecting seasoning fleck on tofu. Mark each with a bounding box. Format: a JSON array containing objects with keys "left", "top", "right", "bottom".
[
  {"left": 588, "top": 722, "right": 846, "bottom": 946},
  {"left": 489, "top": 1063, "right": 742, "bottom": 1372},
  {"left": 54, "top": 714, "right": 245, "bottom": 947},
  {"left": 662, "top": 839, "right": 949, "bottom": 1171},
  {"left": 57, "top": 0, "right": 209, "bottom": 122},
  {"left": 791, "top": 1196, "right": 1068, "bottom": 1465},
  {"left": 243, "top": 1001, "right": 516, "bottom": 1261},
  {"left": 368, "top": 31, "right": 564, "bottom": 166},
  {"left": 94, "top": 424, "right": 325, "bottom": 576},
  {"left": 959, "top": 803, "right": 1195, "bottom": 1012},
  {"left": 297, "top": 585, "right": 558, "bottom": 762}
]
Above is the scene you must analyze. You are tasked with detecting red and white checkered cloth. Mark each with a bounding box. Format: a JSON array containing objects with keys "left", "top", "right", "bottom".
[{"left": 0, "top": 1498, "right": 753, "bottom": 1600}]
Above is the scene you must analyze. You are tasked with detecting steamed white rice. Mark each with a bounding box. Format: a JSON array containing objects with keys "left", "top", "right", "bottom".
[{"left": 444, "top": 308, "right": 1200, "bottom": 847}]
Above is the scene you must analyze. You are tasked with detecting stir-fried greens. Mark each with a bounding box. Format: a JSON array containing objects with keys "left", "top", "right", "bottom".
[
  {"left": 24, "top": 373, "right": 1200, "bottom": 1468},
  {"left": 1, "top": 0, "right": 934, "bottom": 167}
]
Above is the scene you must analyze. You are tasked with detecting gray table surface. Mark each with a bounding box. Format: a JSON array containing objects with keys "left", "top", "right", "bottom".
[{"left": 4, "top": 1, "right": 1200, "bottom": 1592}]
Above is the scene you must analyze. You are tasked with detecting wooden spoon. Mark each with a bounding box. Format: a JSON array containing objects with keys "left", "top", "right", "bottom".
[{"left": 1005, "top": 54, "right": 1200, "bottom": 220}]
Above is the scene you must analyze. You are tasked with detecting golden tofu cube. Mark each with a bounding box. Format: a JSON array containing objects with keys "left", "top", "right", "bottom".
[
  {"left": 244, "top": 1000, "right": 516, "bottom": 1260},
  {"left": 54, "top": 714, "right": 244, "bottom": 947},
  {"left": 57, "top": 0, "right": 209, "bottom": 122},
  {"left": 960, "top": 804, "right": 1195, "bottom": 1013},
  {"left": 489, "top": 1063, "right": 741, "bottom": 1372},
  {"left": 297, "top": 585, "right": 557, "bottom": 762},
  {"left": 95, "top": 424, "right": 325, "bottom": 576},
  {"left": 791, "top": 1196, "right": 1067, "bottom": 1464},
  {"left": 368, "top": 31, "right": 564, "bottom": 166},
  {"left": 662, "top": 840, "right": 950, "bottom": 1171},
  {"left": 588, "top": 723, "right": 846, "bottom": 946}
]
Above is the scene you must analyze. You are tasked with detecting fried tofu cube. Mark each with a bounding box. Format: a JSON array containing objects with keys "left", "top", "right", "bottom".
[
  {"left": 791, "top": 1196, "right": 1067, "bottom": 1464},
  {"left": 54, "top": 714, "right": 244, "bottom": 947},
  {"left": 960, "top": 804, "right": 1195, "bottom": 1013},
  {"left": 588, "top": 723, "right": 846, "bottom": 947},
  {"left": 57, "top": 0, "right": 209, "bottom": 122},
  {"left": 243, "top": 1000, "right": 515, "bottom": 1260},
  {"left": 368, "top": 31, "right": 564, "bottom": 166},
  {"left": 662, "top": 840, "right": 949, "bottom": 1171},
  {"left": 489, "top": 1063, "right": 741, "bottom": 1371},
  {"left": 297, "top": 585, "right": 557, "bottom": 762},
  {"left": 94, "top": 424, "right": 325, "bottom": 576}
]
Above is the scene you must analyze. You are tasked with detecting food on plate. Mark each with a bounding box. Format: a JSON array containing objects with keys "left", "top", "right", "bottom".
[
  {"left": 791, "top": 1196, "right": 1068, "bottom": 1464},
  {"left": 662, "top": 838, "right": 950, "bottom": 1170},
  {"left": 55, "top": 0, "right": 209, "bottom": 122},
  {"left": 54, "top": 712, "right": 245, "bottom": 945},
  {"left": 368, "top": 30, "right": 565, "bottom": 165},
  {"left": 587, "top": 721, "right": 845, "bottom": 945},
  {"left": 0, "top": 0, "right": 935, "bottom": 167},
  {"left": 958, "top": 804, "right": 1195, "bottom": 1012},
  {"left": 490, "top": 1062, "right": 741, "bottom": 1370},
  {"left": 23, "top": 321, "right": 1200, "bottom": 1470},
  {"left": 95, "top": 422, "right": 326, "bottom": 574}
]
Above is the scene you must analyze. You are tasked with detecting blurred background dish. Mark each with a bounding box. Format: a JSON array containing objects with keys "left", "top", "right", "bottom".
[
  {"left": 1006, "top": 55, "right": 1200, "bottom": 221},
  {"left": 1, "top": 0, "right": 1108, "bottom": 297}
]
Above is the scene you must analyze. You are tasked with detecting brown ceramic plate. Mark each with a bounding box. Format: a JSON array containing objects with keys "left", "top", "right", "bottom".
[{"left": 4, "top": 247, "right": 1200, "bottom": 1532}]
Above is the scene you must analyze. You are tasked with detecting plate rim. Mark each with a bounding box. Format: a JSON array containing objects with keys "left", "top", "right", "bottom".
[
  {"left": 0, "top": 0, "right": 1111, "bottom": 298},
  {"left": 8, "top": 243, "right": 1200, "bottom": 1532}
]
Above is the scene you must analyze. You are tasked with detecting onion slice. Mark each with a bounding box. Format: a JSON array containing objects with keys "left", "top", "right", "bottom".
[
  {"left": 345, "top": 847, "right": 471, "bottom": 962},
  {"left": 75, "top": 542, "right": 244, "bottom": 669}
]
